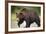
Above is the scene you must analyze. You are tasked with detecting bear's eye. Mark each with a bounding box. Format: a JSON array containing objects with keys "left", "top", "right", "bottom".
[{"left": 20, "top": 13, "right": 23, "bottom": 15}]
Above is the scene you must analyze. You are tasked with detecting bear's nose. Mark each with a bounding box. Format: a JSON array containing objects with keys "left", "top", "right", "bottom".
[{"left": 16, "top": 18, "right": 19, "bottom": 22}]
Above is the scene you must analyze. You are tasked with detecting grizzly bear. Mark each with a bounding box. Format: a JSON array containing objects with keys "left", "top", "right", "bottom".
[{"left": 16, "top": 8, "right": 40, "bottom": 28}]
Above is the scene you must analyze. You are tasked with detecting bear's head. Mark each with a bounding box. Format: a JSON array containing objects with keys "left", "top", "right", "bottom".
[{"left": 16, "top": 12, "right": 24, "bottom": 20}]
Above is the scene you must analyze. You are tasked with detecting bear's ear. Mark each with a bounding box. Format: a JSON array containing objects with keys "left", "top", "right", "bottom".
[
  {"left": 21, "top": 8, "right": 26, "bottom": 12},
  {"left": 16, "top": 13, "right": 19, "bottom": 15},
  {"left": 16, "top": 13, "right": 17, "bottom": 14}
]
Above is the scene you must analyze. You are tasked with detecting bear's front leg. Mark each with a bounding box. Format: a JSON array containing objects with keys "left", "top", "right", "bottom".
[
  {"left": 26, "top": 23, "right": 30, "bottom": 28},
  {"left": 26, "top": 20, "right": 30, "bottom": 28},
  {"left": 18, "top": 19, "right": 23, "bottom": 27},
  {"left": 25, "top": 17, "right": 31, "bottom": 28}
]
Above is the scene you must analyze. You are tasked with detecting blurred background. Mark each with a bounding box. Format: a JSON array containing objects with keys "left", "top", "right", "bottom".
[{"left": 11, "top": 6, "right": 41, "bottom": 28}]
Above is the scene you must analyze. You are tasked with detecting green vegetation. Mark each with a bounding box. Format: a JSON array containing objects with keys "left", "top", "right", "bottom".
[
  {"left": 11, "top": 6, "right": 41, "bottom": 15},
  {"left": 11, "top": 6, "right": 41, "bottom": 21}
]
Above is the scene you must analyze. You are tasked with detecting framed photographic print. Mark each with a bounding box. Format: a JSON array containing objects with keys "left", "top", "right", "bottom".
[{"left": 5, "top": 0, "right": 45, "bottom": 34}]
